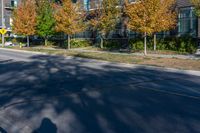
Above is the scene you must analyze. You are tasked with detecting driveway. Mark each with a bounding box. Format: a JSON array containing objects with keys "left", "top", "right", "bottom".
[{"left": 0, "top": 48, "right": 200, "bottom": 133}]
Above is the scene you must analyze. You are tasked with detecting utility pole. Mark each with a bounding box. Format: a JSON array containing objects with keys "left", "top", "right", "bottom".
[{"left": 1, "top": 0, "right": 4, "bottom": 47}]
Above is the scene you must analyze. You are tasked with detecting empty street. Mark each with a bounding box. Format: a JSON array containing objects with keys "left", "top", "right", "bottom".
[{"left": 0, "top": 49, "right": 200, "bottom": 133}]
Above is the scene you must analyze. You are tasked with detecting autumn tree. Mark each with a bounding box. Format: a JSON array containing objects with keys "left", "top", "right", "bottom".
[
  {"left": 36, "top": 0, "right": 56, "bottom": 46},
  {"left": 54, "top": 0, "right": 85, "bottom": 49},
  {"left": 125, "top": 0, "right": 176, "bottom": 55},
  {"left": 12, "top": 0, "right": 37, "bottom": 47},
  {"left": 89, "top": 0, "right": 120, "bottom": 48},
  {"left": 191, "top": 0, "right": 200, "bottom": 17},
  {"left": 152, "top": 0, "right": 176, "bottom": 50}
]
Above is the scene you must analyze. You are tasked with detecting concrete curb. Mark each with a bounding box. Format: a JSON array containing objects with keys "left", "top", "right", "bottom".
[{"left": 0, "top": 48, "right": 47, "bottom": 55}]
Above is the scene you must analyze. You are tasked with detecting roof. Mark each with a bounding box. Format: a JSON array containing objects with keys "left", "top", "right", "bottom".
[{"left": 176, "top": 0, "right": 193, "bottom": 8}]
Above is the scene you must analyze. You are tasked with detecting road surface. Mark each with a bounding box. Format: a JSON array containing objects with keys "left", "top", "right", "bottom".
[{"left": 0, "top": 48, "right": 200, "bottom": 133}]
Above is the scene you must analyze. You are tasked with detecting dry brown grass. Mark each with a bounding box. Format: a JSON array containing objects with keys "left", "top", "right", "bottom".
[{"left": 9, "top": 47, "right": 200, "bottom": 71}]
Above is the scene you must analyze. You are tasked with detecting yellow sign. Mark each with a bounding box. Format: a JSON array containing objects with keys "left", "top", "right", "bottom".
[{"left": 0, "top": 28, "right": 7, "bottom": 35}]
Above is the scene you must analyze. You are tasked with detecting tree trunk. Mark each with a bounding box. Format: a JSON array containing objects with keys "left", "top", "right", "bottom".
[
  {"left": 100, "top": 36, "right": 103, "bottom": 49},
  {"left": 154, "top": 34, "right": 157, "bottom": 51},
  {"left": 45, "top": 38, "right": 48, "bottom": 46},
  {"left": 144, "top": 32, "right": 147, "bottom": 56},
  {"left": 27, "top": 35, "right": 30, "bottom": 47},
  {"left": 67, "top": 35, "right": 70, "bottom": 49},
  {"left": 2, "top": 34, "right": 4, "bottom": 48}
]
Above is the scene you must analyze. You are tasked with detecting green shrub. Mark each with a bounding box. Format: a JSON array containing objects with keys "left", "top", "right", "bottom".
[
  {"left": 31, "top": 40, "right": 44, "bottom": 46},
  {"left": 157, "top": 39, "right": 166, "bottom": 50},
  {"left": 167, "top": 39, "right": 176, "bottom": 50},
  {"left": 131, "top": 40, "right": 144, "bottom": 51},
  {"left": 103, "top": 39, "right": 121, "bottom": 50},
  {"left": 129, "top": 37, "right": 153, "bottom": 51},
  {"left": 11, "top": 38, "right": 18, "bottom": 44},
  {"left": 129, "top": 36, "right": 197, "bottom": 54},
  {"left": 0, "top": 37, "right": 20, "bottom": 44},
  {"left": 45, "top": 41, "right": 57, "bottom": 46},
  {"left": 178, "top": 41, "right": 186, "bottom": 53},
  {"left": 16, "top": 37, "right": 26, "bottom": 44},
  {"left": 172, "top": 36, "right": 197, "bottom": 53},
  {"left": 70, "top": 39, "right": 91, "bottom": 48}
]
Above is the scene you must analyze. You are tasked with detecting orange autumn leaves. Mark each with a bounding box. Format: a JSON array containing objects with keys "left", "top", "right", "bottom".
[
  {"left": 12, "top": 0, "right": 37, "bottom": 36},
  {"left": 53, "top": 0, "right": 85, "bottom": 36},
  {"left": 191, "top": 0, "right": 200, "bottom": 17},
  {"left": 125, "top": 0, "right": 177, "bottom": 35},
  {"left": 13, "top": 0, "right": 85, "bottom": 37},
  {"left": 89, "top": 0, "right": 120, "bottom": 35},
  {"left": 12, "top": 0, "right": 177, "bottom": 41}
]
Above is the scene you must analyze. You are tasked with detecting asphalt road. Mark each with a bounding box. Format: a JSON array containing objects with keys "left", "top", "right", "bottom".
[{"left": 0, "top": 48, "right": 200, "bottom": 133}]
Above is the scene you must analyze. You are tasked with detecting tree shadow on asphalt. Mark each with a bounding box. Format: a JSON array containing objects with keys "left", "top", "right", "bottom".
[{"left": 0, "top": 55, "right": 200, "bottom": 133}]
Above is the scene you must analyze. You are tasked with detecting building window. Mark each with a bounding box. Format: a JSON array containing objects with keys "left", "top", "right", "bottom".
[
  {"left": 84, "top": 0, "right": 90, "bottom": 11},
  {"left": 178, "top": 7, "right": 197, "bottom": 37},
  {"left": 10, "top": 0, "right": 18, "bottom": 7}
]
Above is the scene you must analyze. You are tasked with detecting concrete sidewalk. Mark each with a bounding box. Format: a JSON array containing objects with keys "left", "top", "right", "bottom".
[
  {"left": 70, "top": 48, "right": 200, "bottom": 60},
  {"left": 3, "top": 46, "right": 200, "bottom": 60}
]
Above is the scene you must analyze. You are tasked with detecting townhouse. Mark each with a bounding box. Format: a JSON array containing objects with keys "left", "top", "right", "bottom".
[
  {"left": 0, "top": 0, "right": 199, "bottom": 42},
  {"left": 177, "top": 0, "right": 200, "bottom": 39},
  {"left": 80, "top": 0, "right": 200, "bottom": 40},
  {"left": 0, "top": 0, "right": 18, "bottom": 31}
]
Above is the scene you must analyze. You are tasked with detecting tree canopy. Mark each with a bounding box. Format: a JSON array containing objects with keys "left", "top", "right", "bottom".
[
  {"left": 125, "top": 0, "right": 176, "bottom": 54},
  {"left": 89, "top": 0, "right": 119, "bottom": 35},
  {"left": 54, "top": 0, "right": 85, "bottom": 49},
  {"left": 36, "top": 0, "right": 56, "bottom": 46},
  {"left": 191, "top": 0, "right": 200, "bottom": 17},
  {"left": 12, "top": 0, "right": 37, "bottom": 47},
  {"left": 88, "top": 0, "right": 120, "bottom": 48},
  {"left": 54, "top": 0, "right": 84, "bottom": 35},
  {"left": 125, "top": 0, "right": 176, "bottom": 35},
  {"left": 12, "top": 0, "right": 37, "bottom": 36}
]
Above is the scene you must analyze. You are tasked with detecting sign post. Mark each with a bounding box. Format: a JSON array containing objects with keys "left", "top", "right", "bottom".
[{"left": 1, "top": 0, "right": 5, "bottom": 47}]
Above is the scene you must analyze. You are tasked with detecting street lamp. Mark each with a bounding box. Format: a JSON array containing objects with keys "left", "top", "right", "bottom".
[{"left": 1, "top": 0, "right": 4, "bottom": 47}]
